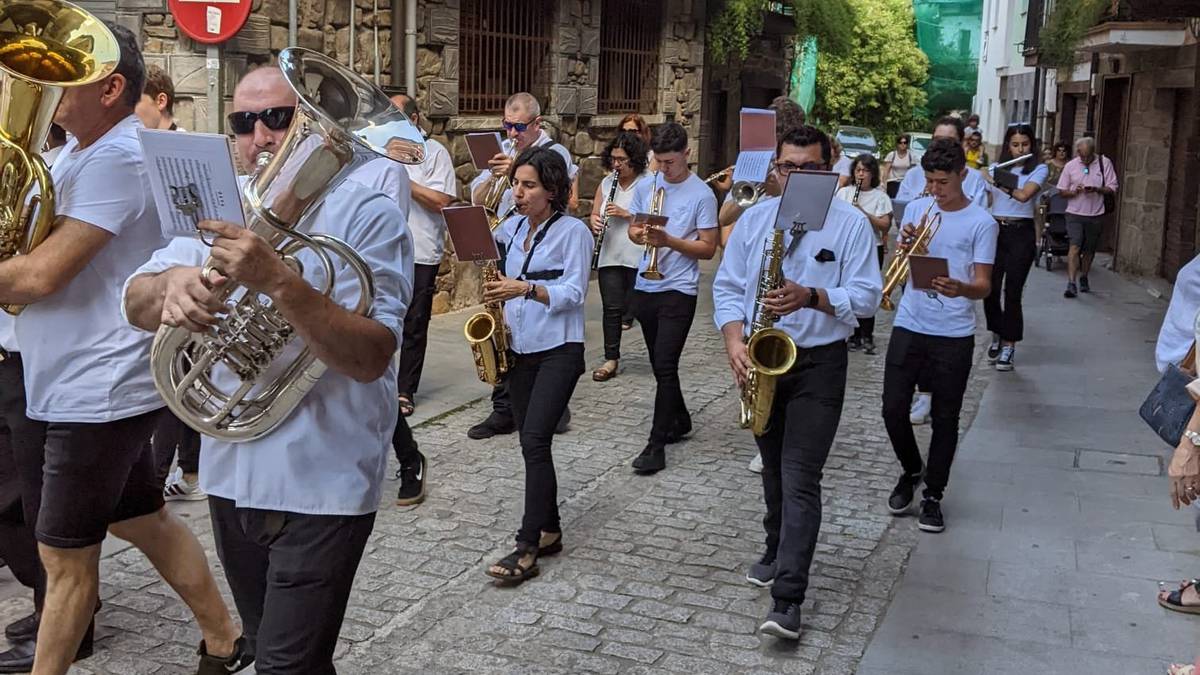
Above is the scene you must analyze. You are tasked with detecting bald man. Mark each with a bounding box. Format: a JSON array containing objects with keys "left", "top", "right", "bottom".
[{"left": 122, "top": 64, "right": 415, "bottom": 672}]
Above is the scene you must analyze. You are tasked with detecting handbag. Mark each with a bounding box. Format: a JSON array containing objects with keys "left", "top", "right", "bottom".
[
  {"left": 1140, "top": 342, "right": 1197, "bottom": 446},
  {"left": 1099, "top": 156, "right": 1117, "bottom": 215}
]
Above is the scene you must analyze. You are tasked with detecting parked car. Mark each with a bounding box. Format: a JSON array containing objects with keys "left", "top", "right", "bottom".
[
  {"left": 834, "top": 125, "right": 878, "bottom": 159},
  {"left": 906, "top": 132, "right": 933, "bottom": 160}
]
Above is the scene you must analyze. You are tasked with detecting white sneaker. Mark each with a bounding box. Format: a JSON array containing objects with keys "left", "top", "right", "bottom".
[
  {"left": 163, "top": 467, "right": 207, "bottom": 502},
  {"left": 910, "top": 393, "right": 932, "bottom": 425},
  {"left": 748, "top": 453, "right": 763, "bottom": 474}
]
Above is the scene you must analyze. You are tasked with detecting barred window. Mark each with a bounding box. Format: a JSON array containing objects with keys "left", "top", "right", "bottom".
[
  {"left": 459, "top": 0, "right": 556, "bottom": 115},
  {"left": 598, "top": 0, "right": 663, "bottom": 115}
]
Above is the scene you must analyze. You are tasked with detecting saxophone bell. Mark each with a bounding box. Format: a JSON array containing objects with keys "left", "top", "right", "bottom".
[
  {"left": 464, "top": 260, "right": 511, "bottom": 385},
  {"left": 739, "top": 228, "right": 797, "bottom": 436}
]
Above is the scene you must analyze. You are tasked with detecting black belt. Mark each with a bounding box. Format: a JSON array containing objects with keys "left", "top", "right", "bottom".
[
  {"left": 995, "top": 217, "right": 1033, "bottom": 227},
  {"left": 783, "top": 340, "right": 847, "bottom": 372}
]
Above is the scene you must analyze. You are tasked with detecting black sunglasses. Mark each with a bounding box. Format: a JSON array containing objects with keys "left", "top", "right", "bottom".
[{"left": 227, "top": 106, "right": 296, "bottom": 135}]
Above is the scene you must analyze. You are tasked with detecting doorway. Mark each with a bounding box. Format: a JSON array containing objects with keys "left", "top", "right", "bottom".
[{"left": 1096, "top": 76, "right": 1129, "bottom": 253}]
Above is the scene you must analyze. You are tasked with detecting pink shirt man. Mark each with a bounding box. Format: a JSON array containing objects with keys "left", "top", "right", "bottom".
[{"left": 1056, "top": 154, "right": 1119, "bottom": 217}]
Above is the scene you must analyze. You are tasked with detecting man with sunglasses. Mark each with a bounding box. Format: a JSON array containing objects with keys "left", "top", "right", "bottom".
[
  {"left": 0, "top": 24, "right": 249, "bottom": 674},
  {"left": 714, "top": 125, "right": 881, "bottom": 641},
  {"left": 466, "top": 92, "right": 578, "bottom": 441},
  {"left": 122, "top": 65, "right": 414, "bottom": 673}
]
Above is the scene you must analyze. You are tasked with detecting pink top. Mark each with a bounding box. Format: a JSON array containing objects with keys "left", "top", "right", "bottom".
[{"left": 1056, "top": 155, "right": 1119, "bottom": 217}]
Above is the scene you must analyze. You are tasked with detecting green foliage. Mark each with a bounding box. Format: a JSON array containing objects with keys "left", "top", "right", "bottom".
[
  {"left": 707, "top": 0, "right": 857, "bottom": 63},
  {"left": 1039, "top": 0, "right": 1110, "bottom": 68},
  {"left": 791, "top": 0, "right": 856, "bottom": 57}
]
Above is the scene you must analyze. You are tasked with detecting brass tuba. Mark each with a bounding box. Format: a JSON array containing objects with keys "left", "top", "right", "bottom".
[
  {"left": 0, "top": 0, "right": 119, "bottom": 314},
  {"left": 464, "top": 259, "right": 511, "bottom": 385},
  {"left": 739, "top": 227, "right": 797, "bottom": 436},
  {"left": 150, "top": 48, "right": 426, "bottom": 441},
  {"left": 880, "top": 200, "right": 941, "bottom": 311},
  {"left": 640, "top": 182, "right": 666, "bottom": 280}
]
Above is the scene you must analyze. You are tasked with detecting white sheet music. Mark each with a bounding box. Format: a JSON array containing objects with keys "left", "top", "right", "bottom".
[
  {"left": 731, "top": 149, "right": 774, "bottom": 184},
  {"left": 138, "top": 129, "right": 246, "bottom": 238}
]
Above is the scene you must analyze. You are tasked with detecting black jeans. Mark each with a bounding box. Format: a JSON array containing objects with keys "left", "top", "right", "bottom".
[
  {"left": 598, "top": 266, "right": 638, "bottom": 361},
  {"left": 209, "top": 496, "right": 375, "bottom": 674},
  {"left": 852, "top": 245, "right": 886, "bottom": 342},
  {"left": 634, "top": 290, "right": 697, "bottom": 445},
  {"left": 756, "top": 342, "right": 847, "bottom": 605},
  {"left": 983, "top": 218, "right": 1036, "bottom": 343},
  {"left": 506, "top": 343, "right": 584, "bottom": 546},
  {"left": 0, "top": 353, "right": 46, "bottom": 611},
  {"left": 153, "top": 411, "right": 200, "bottom": 485},
  {"left": 391, "top": 413, "right": 418, "bottom": 467},
  {"left": 882, "top": 327, "right": 974, "bottom": 499},
  {"left": 396, "top": 262, "right": 439, "bottom": 398}
]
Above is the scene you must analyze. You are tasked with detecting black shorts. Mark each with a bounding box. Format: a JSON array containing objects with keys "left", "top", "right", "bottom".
[
  {"left": 37, "top": 409, "right": 164, "bottom": 549},
  {"left": 1065, "top": 214, "right": 1103, "bottom": 253}
]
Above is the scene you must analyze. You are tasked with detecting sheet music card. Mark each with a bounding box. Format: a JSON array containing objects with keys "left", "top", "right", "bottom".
[
  {"left": 465, "top": 132, "right": 504, "bottom": 171},
  {"left": 138, "top": 129, "right": 246, "bottom": 239},
  {"left": 731, "top": 108, "right": 776, "bottom": 184},
  {"left": 908, "top": 255, "right": 949, "bottom": 291},
  {"left": 774, "top": 170, "right": 840, "bottom": 233},
  {"left": 444, "top": 205, "right": 500, "bottom": 262}
]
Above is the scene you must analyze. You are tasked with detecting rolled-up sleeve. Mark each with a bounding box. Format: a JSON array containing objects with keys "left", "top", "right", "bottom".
[
  {"left": 119, "top": 237, "right": 207, "bottom": 328},
  {"left": 712, "top": 214, "right": 751, "bottom": 331},
  {"left": 544, "top": 223, "right": 592, "bottom": 314},
  {"left": 825, "top": 216, "right": 882, "bottom": 324},
  {"left": 342, "top": 193, "right": 413, "bottom": 350}
]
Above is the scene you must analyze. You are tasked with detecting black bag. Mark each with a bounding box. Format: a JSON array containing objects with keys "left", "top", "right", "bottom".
[
  {"left": 1140, "top": 344, "right": 1197, "bottom": 446},
  {"left": 1100, "top": 156, "right": 1117, "bottom": 215}
]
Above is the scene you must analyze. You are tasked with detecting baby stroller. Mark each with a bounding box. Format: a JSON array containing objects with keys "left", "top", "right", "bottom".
[{"left": 1036, "top": 189, "right": 1070, "bottom": 271}]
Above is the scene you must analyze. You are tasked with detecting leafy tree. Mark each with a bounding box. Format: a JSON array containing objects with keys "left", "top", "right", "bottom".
[
  {"left": 708, "top": 0, "right": 855, "bottom": 63},
  {"left": 1039, "top": 0, "right": 1109, "bottom": 68}
]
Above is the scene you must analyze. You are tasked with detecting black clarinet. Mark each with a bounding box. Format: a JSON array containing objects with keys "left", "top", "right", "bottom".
[{"left": 591, "top": 170, "right": 621, "bottom": 270}]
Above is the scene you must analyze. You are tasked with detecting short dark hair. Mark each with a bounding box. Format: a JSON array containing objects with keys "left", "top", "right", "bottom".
[
  {"left": 511, "top": 146, "right": 571, "bottom": 213},
  {"left": 48, "top": 123, "right": 66, "bottom": 144},
  {"left": 142, "top": 64, "right": 175, "bottom": 115},
  {"left": 921, "top": 137, "right": 966, "bottom": 174},
  {"left": 398, "top": 96, "right": 418, "bottom": 118},
  {"left": 602, "top": 131, "right": 649, "bottom": 175},
  {"left": 768, "top": 96, "right": 806, "bottom": 138},
  {"left": 1053, "top": 141, "right": 1071, "bottom": 155},
  {"left": 897, "top": 133, "right": 911, "bottom": 144},
  {"left": 777, "top": 125, "right": 831, "bottom": 166},
  {"left": 651, "top": 121, "right": 688, "bottom": 154},
  {"left": 1000, "top": 123, "right": 1039, "bottom": 173},
  {"left": 932, "top": 115, "right": 965, "bottom": 142},
  {"left": 106, "top": 22, "right": 145, "bottom": 110},
  {"left": 850, "top": 154, "right": 881, "bottom": 189}
]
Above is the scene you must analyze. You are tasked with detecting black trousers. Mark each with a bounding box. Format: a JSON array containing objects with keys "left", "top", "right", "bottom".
[
  {"left": 881, "top": 327, "right": 974, "bottom": 499},
  {"left": 153, "top": 411, "right": 200, "bottom": 485},
  {"left": 634, "top": 290, "right": 697, "bottom": 445},
  {"left": 983, "top": 218, "right": 1036, "bottom": 343},
  {"left": 756, "top": 342, "right": 847, "bottom": 604},
  {"left": 396, "top": 262, "right": 439, "bottom": 398},
  {"left": 391, "top": 414, "right": 418, "bottom": 467},
  {"left": 852, "top": 245, "right": 886, "bottom": 342},
  {"left": 209, "top": 496, "right": 375, "bottom": 674},
  {"left": 0, "top": 354, "right": 46, "bottom": 611},
  {"left": 598, "top": 266, "right": 638, "bottom": 361},
  {"left": 506, "top": 343, "right": 583, "bottom": 546}
]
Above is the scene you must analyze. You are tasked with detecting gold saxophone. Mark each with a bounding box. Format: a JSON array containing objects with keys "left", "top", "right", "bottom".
[
  {"left": 0, "top": 0, "right": 119, "bottom": 314},
  {"left": 464, "top": 259, "right": 511, "bottom": 385},
  {"left": 640, "top": 183, "right": 666, "bottom": 280},
  {"left": 739, "top": 227, "right": 798, "bottom": 436},
  {"left": 880, "top": 200, "right": 942, "bottom": 311}
]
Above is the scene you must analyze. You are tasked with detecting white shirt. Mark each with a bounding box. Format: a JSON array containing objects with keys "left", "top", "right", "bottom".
[
  {"left": 0, "top": 314, "right": 15, "bottom": 353},
  {"left": 713, "top": 196, "right": 882, "bottom": 347},
  {"left": 16, "top": 115, "right": 167, "bottom": 422},
  {"left": 122, "top": 180, "right": 412, "bottom": 515},
  {"left": 833, "top": 156, "right": 852, "bottom": 178},
  {"left": 1157, "top": 254, "right": 1200, "bottom": 373},
  {"left": 634, "top": 173, "right": 719, "bottom": 296},
  {"left": 896, "top": 166, "right": 989, "bottom": 208},
  {"left": 41, "top": 145, "right": 64, "bottom": 168},
  {"left": 836, "top": 185, "right": 892, "bottom": 245},
  {"left": 596, "top": 171, "right": 653, "bottom": 269},
  {"left": 894, "top": 197, "right": 998, "bottom": 338},
  {"left": 884, "top": 150, "right": 913, "bottom": 183},
  {"left": 988, "top": 163, "right": 1048, "bottom": 219},
  {"left": 493, "top": 212, "right": 592, "bottom": 354},
  {"left": 350, "top": 157, "right": 411, "bottom": 220},
  {"left": 403, "top": 137, "right": 456, "bottom": 265},
  {"left": 470, "top": 131, "right": 577, "bottom": 217}
]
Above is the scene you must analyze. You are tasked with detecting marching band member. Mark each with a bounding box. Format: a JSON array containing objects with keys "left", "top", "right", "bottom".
[
  {"left": 717, "top": 96, "right": 806, "bottom": 245},
  {"left": 589, "top": 131, "right": 652, "bottom": 382},
  {"left": 883, "top": 138, "right": 997, "bottom": 534},
  {"left": 482, "top": 147, "right": 591, "bottom": 584},
  {"left": 468, "top": 92, "right": 577, "bottom": 441},
  {"left": 0, "top": 25, "right": 247, "bottom": 674},
  {"left": 895, "top": 116, "right": 990, "bottom": 209},
  {"left": 618, "top": 113, "right": 656, "bottom": 172},
  {"left": 713, "top": 125, "right": 881, "bottom": 640},
  {"left": 135, "top": 64, "right": 184, "bottom": 131},
  {"left": 123, "top": 66, "right": 413, "bottom": 672},
  {"left": 830, "top": 138, "right": 852, "bottom": 189},
  {"left": 835, "top": 154, "right": 892, "bottom": 355},
  {"left": 627, "top": 122, "right": 719, "bottom": 474}
]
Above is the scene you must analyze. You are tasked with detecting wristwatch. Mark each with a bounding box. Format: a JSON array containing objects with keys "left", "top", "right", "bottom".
[
  {"left": 524, "top": 282, "right": 538, "bottom": 300},
  {"left": 806, "top": 287, "right": 820, "bottom": 308},
  {"left": 1185, "top": 429, "right": 1200, "bottom": 447}
]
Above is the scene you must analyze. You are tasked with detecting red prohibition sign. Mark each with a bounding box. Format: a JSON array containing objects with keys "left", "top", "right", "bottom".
[{"left": 168, "top": 0, "right": 253, "bottom": 45}]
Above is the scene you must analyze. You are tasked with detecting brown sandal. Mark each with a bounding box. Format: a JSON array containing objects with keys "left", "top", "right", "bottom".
[{"left": 592, "top": 361, "right": 618, "bottom": 382}]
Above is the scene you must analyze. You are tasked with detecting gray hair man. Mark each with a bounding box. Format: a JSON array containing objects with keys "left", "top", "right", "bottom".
[{"left": 1056, "top": 136, "right": 1118, "bottom": 297}]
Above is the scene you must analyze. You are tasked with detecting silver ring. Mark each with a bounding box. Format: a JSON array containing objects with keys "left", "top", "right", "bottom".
[{"left": 201, "top": 264, "right": 217, "bottom": 286}]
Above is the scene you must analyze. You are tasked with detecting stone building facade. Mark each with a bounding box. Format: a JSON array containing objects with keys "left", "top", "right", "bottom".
[{"left": 90, "top": 0, "right": 708, "bottom": 313}]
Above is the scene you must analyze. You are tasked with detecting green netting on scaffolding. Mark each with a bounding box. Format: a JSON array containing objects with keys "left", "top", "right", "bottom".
[
  {"left": 789, "top": 35, "right": 819, "bottom": 114},
  {"left": 912, "top": 0, "right": 982, "bottom": 116}
]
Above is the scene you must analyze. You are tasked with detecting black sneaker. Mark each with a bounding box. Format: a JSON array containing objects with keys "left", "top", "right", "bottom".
[
  {"left": 995, "top": 345, "right": 1015, "bottom": 372},
  {"left": 746, "top": 552, "right": 776, "bottom": 588},
  {"left": 862, "top": 337, "right": 877, "bottom": 355},
  {"left": 1064, "top": 282, "right": 1077, "bottom": 298},
  {"left": 918, "top": 498, "right": 946, "bottom": 533},
  {"left": 631, "top": 444, "right": 666, "bottom": 474},
  {"left": 554, "top": 406, "right": 571, "bottom": 434},
  {"left": 467, "top": 412, "right": 515, "bottom": 440},
  {"left": 888, "top": 470, "right": 923, "bottom": 515},
  {"left": 759, "top": 599, "right": 802, "bottom": 640},
  {"left": 197, "top": 636, "right": 254, "bottom": 675},
  {"left": 1079, "top": 275, "right": 1090, "bottom": 293},
  {"left": 396, "top": 450, "right": 427, "bottom": 506},
  {"left": 987, "top": 334, "right": 1001, "bottom": 363},
  {"left": 4, "top": 612, "right": 37, "bottom": 643},
  {"left": 847, "top": 335, "right": 863, "bottom": 352}
]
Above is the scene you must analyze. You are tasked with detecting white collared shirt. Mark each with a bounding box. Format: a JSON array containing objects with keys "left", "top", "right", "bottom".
[
  {"left": 349, "top": 157, "right": 411, "bottom": 219},
  {"left": 713, "top": 196, "right": 882, "bottom": 347},
  {"left": 596, "top": 171, "right": 654, "bottom": 269},
  {"left": 121, "top": 180, "right": 414, "bottom": 515},
  {"left": 16, "top": 114, "right": 167, "bottom": 422},
  {"left": 403, "top": 137, "right": 456, "bottom": 264},
  {"left": 633, "top": 173, "right": 719, "bottom": 296},
  {"left": 470, "top": 131, "right": 577, "bottom": 217},
  {"left": 493, "top": 212, "right": 592, "bottom": 354},
  {"left": 896, "top": 166, "right": 989, "bottom": 208},
  {"left": 1157, "top": 254, "right": 1200, "bottom": 373}
]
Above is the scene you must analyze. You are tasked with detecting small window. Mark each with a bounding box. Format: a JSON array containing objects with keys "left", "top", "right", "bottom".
[
  {"left": 459, "top": 0, "right": 556, "bottom": 115},
  {"left": 598, "top": 0, "right": 663, "bottom": 115}
]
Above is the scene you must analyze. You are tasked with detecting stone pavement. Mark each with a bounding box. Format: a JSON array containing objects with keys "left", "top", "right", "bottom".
[{"left": 0, "top": 264, "right": 999, "bottom": 674}]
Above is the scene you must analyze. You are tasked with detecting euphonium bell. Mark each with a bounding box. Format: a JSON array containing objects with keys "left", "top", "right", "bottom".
[{"left": 0, "top": 0, "right": 119, "bottom": 314}]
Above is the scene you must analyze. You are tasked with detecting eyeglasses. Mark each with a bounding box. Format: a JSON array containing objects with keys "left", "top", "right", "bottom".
[
  {"left": 502, "top": 119, "right": 536, "bottom": 133},
  {"left": 774, "top": 161, "right": 826, "bottom": 174},
  {"left": 227, "top": 106, "right": 296, "bottom": 135},
  {"left": 897, "top": 140, "right": 909, "bottom": 145},
  {"left": 611, "top": 156, "right": 631, "bottom": 165}
]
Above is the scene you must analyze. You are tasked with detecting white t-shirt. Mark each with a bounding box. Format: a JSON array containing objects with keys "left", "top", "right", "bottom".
[
  {"left": 989, "top": 163, "right": 1048, "bottom": 219},
  {"left": 1157, "top": 254, "right": 1200, "bottom": 373},
  {"left": 16, "top": 115, "right": 167, "bottom": 422},
  {"left": 896, "top": 166, "right": 989, "bottom": 208},
  {"left": 884, "top": 150, "right": 913, "bottom": 183},
  {"left": 893, "top": 197, "right": 998, "bottom": 338},
  {"left": 0, "top": 314, "right": 15, "bottom": 353},
  {"left": 596, "top": 171, "right": 653, "bottom": 269},
  {"left": 833, "top": 156, "right": 852, "bottom": 178},
  {"left": 836, "top": 185, "right": 892, "bottom": 245},
  {"left": 403, "top": 137, "right": 456, "bottom": 265},
  {"left": 634, "top": 173, "right": 719, "bottom": 296}
]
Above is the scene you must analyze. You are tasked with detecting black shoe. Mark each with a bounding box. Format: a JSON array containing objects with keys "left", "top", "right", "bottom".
[
  {"left": 1079, "top": 275, "right": 1090, "bottom": 293},
  {"left": 918, "top": 497, "right": 945, "bottom": 533},
  {"left": 847, "top": 336, "right": 863, "bottom": 352},
  {"left": 665, "top": 418, "right": 692, "bottom": 444},
  {"left": 987, "top": 334, "right": 1001, "bottom": 363},
  {"left": 197, "top": 635, "right": 254, "bottom": 675},
  {"left": 759, "top": 599, "right": 802, "bottom": 640},
  {"left": 862, "top": 337, "right": 877, "bottom": 355},
  {"left": 888, "top": 470, "right": 923, "bottom": 515},
  {"left": 631, "top": 444, "right": 666, "bottom": 474},
  {"left": 467, "top": 412, "right": 515, "bottom": 440},
  {"left": 1064, "top": 282, "right": 1077, "bottom": 298},
  {"left": 0, "top": 621, "right": 96, "bottom": 673},
  {"left": 5, "top": 611, "right": 37, "bottom": 643},
  {"left": 554, "top": 407, "right": 571, "bottom": 434},
  {"left": 396, "top": 450, "right": 427, "bottom": 506}
]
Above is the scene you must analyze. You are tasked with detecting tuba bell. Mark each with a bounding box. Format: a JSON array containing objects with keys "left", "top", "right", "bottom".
[
  {"left": 0, "top": 0, "right": 119, "bottom": 314},
  {"left": 149, "top": 48, "right": 426, "bottom": 442}
]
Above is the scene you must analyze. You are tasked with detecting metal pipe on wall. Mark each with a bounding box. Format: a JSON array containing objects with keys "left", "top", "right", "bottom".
[
  {"left": 348, "top": 0, "right": 356, "bottom": 71},
  {"left": 405, "top": 0, "right": 416, "bottom": 95},
  {"left": 390, "top": 0, "right": 403, "bottom": 87},
  {"left": 373, "top": 0, "right": 380, "bottom": 84},
  {"left": 288, "top": 0, "right": 297, "bottom": 47}
]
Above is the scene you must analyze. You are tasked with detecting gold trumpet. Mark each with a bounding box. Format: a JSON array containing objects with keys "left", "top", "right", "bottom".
[
  {"left": 880, "top": 200, "right": 942, "bottom": 311},
  {"left": 480, "top": 145, "right": 515, "bottom": 230},
  {"left": 640, "top": 184, "right": 666, "bottom": 280}
]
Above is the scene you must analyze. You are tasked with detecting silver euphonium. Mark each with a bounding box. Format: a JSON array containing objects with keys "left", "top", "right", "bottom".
[{"left": 149, "top": 48, "right": 426, "bottom": 442}]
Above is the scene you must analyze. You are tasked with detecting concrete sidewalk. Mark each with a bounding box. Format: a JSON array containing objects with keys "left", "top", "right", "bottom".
[{"left": 859, "top": 257, "right": 1198, "bottom": 675}]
